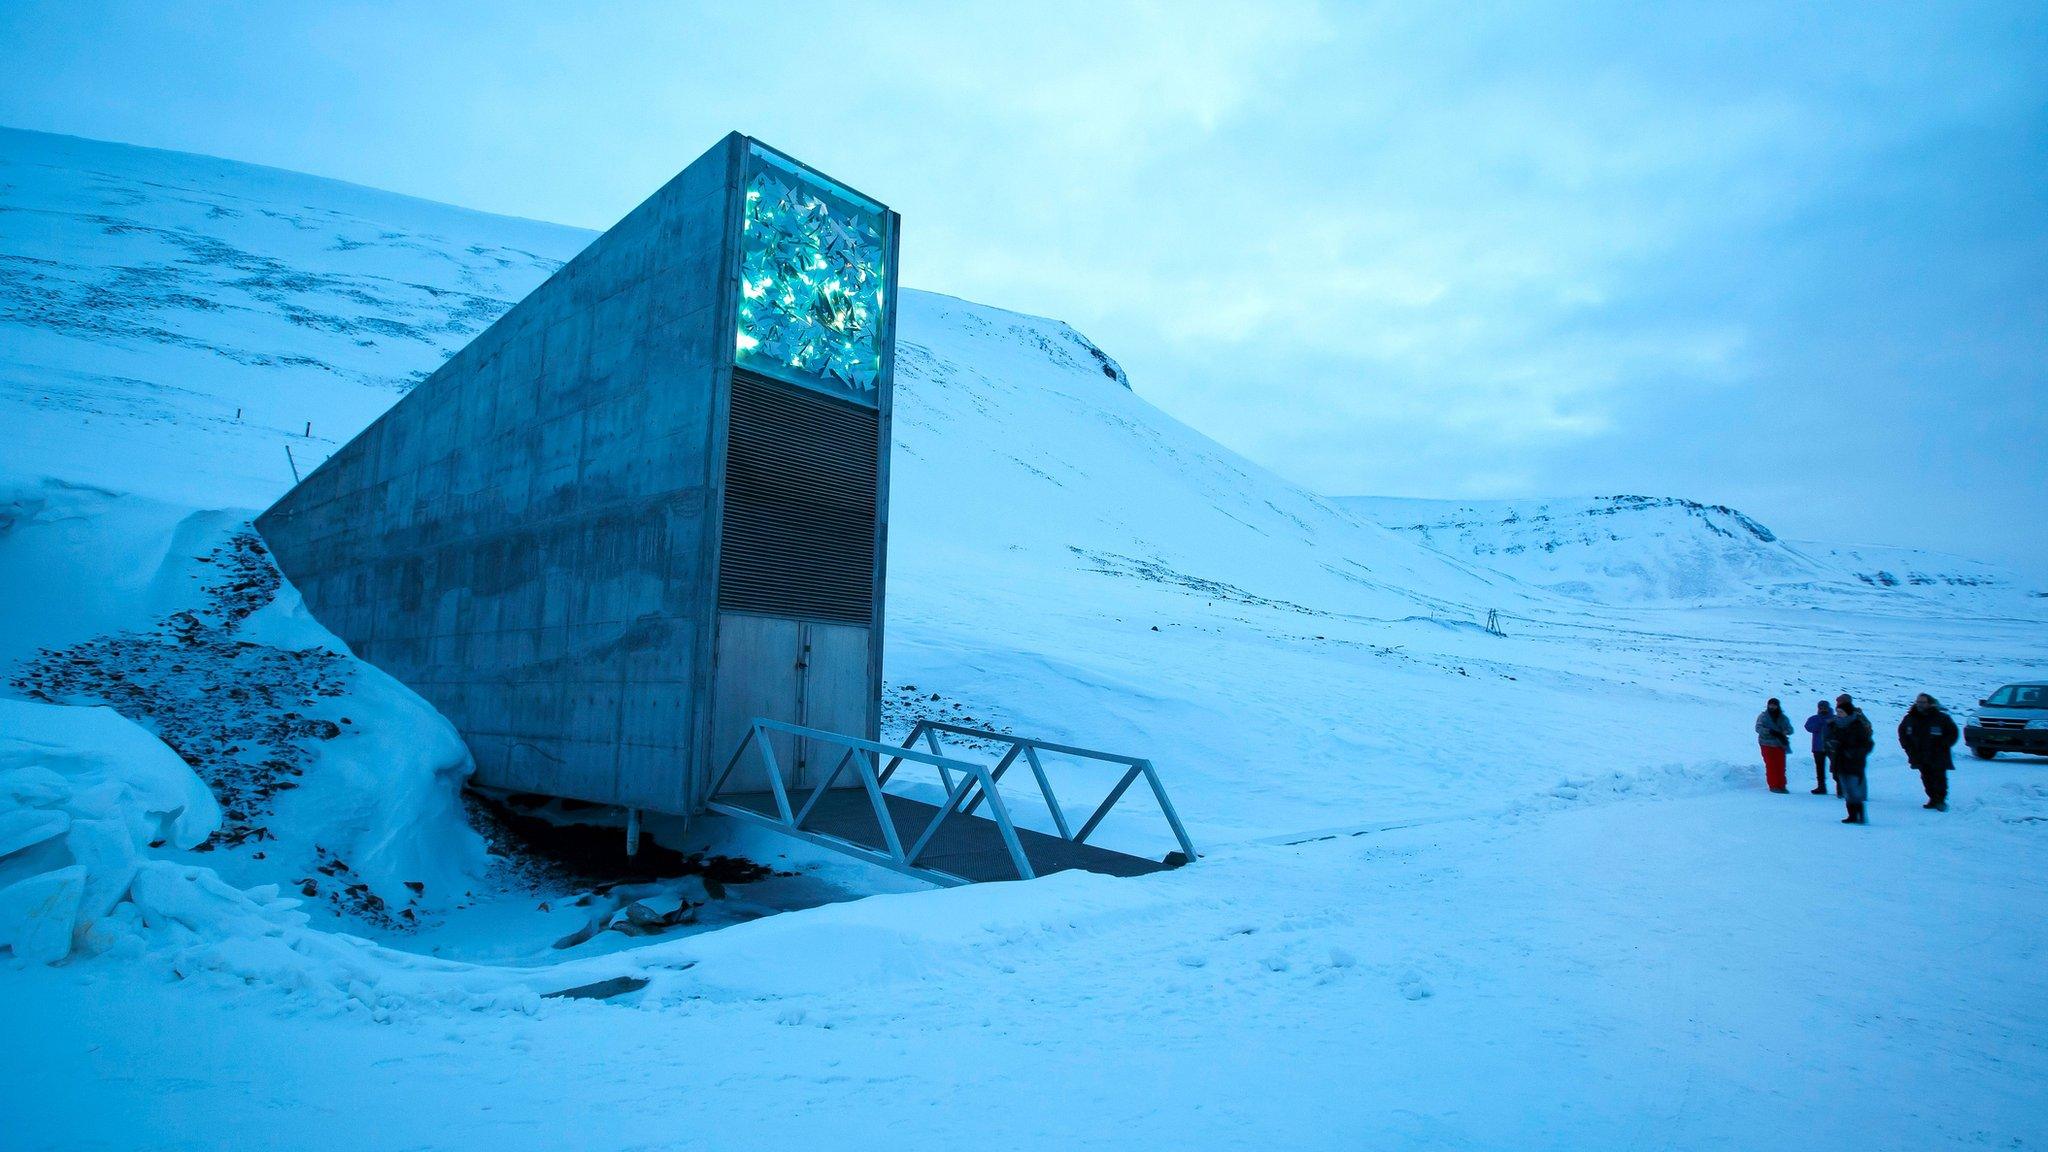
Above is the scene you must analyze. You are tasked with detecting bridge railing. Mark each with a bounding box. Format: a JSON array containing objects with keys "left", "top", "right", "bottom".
[
  {"left": 706, "top": 718, "right": 1035, "bottom": 884},
  {"left": 882, "top": 719, "right": 1197, "bottom": 866},
  {"left": 705, "top": 717, "right": 1197, "bottom": 885}
]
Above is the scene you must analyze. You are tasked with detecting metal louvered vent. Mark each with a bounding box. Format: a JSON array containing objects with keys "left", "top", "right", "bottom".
[{"left": 718, "top": 374, "right": 880, "bottom": 624}]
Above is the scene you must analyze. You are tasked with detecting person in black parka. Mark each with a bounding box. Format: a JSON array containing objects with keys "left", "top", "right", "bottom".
[
  {"left": 1898, "top": 693, "right": 1960, "bottom": 811},
  {"left": 1826, "top": 693, "right": 1876, "bottom": 825}
]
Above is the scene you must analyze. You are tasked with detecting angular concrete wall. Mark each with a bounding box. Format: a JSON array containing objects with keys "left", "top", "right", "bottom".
[{"left": 258, "top": 135, "right": 745, "bottom": 814}]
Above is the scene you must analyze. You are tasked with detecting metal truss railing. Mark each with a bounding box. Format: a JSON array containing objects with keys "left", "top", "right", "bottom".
[
  {"left": 706, "top": 718, "right": 1032, "bottom": 884},
  {"left": 883, "top": 719, "right": 1197, "bottom": 866},
  {"left": 704, "top": 717, "right": 1197, "bottom": 886}
]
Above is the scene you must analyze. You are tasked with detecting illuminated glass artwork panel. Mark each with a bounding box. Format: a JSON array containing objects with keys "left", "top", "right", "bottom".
[{"left": 734, "top": 144, "right": 893, "bottom": 405}]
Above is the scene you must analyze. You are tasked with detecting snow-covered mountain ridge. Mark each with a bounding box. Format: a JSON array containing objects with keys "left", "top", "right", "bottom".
[{"left": 1340, "top": 493, "right": 2034, "bottom": 605}]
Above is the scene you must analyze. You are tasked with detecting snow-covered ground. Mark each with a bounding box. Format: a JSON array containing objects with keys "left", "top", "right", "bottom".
[
  {"left": 13, "top": 777, "right": 2048, "bottom": 1150},
  {"left": 4, "top": 127, "right": 2046, "bottom": 1150}
]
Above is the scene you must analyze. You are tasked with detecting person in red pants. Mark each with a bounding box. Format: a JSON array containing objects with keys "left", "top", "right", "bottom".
[{"left": 1754, "top": 697, "right": 1795, "bottom": 793}]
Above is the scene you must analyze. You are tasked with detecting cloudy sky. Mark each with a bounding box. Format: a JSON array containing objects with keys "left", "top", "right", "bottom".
[{"left": 4, "top": 1, "right": 2043, "bottom": 566}]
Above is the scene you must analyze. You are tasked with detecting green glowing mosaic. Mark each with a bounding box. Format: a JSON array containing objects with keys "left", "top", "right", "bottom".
[{"left": 734, "top": 145, "right": 892, "bottom": 404}]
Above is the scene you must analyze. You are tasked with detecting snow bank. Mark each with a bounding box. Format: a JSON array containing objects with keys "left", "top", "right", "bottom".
[
  {"left": 0, "top": 481, "right": 215, "bottom": 668},
  {"left": 0, "top": 700, "right": 219, "bottom": 852},
  {"left": 234, "top": 579, "right": 490, "bottom": 906},
  {"left": 1, "top": 480, "right": 489, "bottom": 934},
  {"left": 0, "top": 700, "right": 221, "bottom": 962},
  {"left": 0, "top": 696, "right": 492, "bottom": 990}
]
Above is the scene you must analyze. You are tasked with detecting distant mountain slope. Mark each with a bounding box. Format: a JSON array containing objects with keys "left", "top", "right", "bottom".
[
  {"left": 1338, "top": 494, "right": 2033, "bottom": 605},
  {"left": 1789, "top": 538, "right": 2023, "bottom": 596},
  {"left": 0, "top": 127, "right": 592, "bottom": 506}
]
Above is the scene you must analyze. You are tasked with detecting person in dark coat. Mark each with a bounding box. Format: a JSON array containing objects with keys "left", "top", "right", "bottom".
[
  {"left": 1804, "top": 700, "right": 1835, "bottom": 795},
  {"left": 1754, "top": 698, "right": 1796, "bottom": 792},
  {"left": 1825, "top": 693, "right": 1875, "bottom": 825},
  {"left": 1898, "top": 693, "right": 1960, "bottom": 811}
]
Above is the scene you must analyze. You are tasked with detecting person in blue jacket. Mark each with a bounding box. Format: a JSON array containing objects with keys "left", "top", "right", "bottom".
[{"left": 1804, "top": 700, "right": 1835, "bottom": 795}]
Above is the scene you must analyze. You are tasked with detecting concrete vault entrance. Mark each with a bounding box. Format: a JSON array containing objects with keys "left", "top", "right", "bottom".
[
  {"left": 258, "top": 134, "right": 898, "bottom": 817},
  {"left": 257, "top": 133, "right": 1192, "bottom": 884}
]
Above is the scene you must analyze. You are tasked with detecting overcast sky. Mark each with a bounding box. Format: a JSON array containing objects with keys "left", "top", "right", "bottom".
[{"left": 4, "top": 1, "right": 2043, "bottom": 567}]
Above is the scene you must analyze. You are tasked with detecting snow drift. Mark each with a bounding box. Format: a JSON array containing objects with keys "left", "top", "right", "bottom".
[{"left": 0, "top": 479, "right": 488, "bottom": 961}]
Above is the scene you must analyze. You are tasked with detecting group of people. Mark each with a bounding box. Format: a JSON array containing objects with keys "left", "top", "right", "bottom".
[{"left": 1753, "top": 693, "right": 1960, "bottom": 824}]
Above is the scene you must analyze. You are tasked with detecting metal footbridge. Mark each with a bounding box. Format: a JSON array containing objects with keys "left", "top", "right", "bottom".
[{"left": 706, "top": 719, "right": 1197, "bottom": 886}]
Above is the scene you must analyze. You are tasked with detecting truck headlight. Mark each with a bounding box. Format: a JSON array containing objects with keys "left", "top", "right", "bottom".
[{"left": 2029, "top": 719, "right": 2048, "bottom": 730}]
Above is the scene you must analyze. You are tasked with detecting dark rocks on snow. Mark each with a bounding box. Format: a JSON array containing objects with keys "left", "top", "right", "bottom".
[
  {"left": 9, "top": 530, "right": 344, "bottom": 849},
  {"left": 294, "top": 845, "right": 424, "bottom": 928}
]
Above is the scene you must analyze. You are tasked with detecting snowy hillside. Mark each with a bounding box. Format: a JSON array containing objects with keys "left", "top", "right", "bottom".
[
  {"left": 1794, "top": 537, "right": 2030, "bottom": 598},
  {"left": 0, "top": 127, "right": 588, "bottom": 506},
  {"left": 5, "top": 128, "right": 2047, "bottom": 1151},
  {"left": 1341, "top": 494, "right": 2038, "bottom": 606}
]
